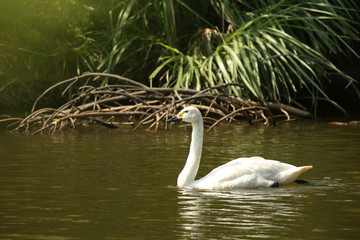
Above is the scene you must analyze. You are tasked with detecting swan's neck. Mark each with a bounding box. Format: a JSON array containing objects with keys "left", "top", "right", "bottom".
[{"left": 177, "top": 119, "right": 203, "bottom": 188}]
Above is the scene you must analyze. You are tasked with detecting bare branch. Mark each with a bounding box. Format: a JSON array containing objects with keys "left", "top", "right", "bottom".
[{"left": 3, "top": 73, "right": 312, "bottom": 134}]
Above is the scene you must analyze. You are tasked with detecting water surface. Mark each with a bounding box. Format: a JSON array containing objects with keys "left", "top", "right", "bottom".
[{"left": 0, "top": 122, "right": 359, "bottom": 239}]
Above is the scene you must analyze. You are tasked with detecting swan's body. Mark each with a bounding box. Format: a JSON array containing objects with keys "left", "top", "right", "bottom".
[{"left": 167, "top": 106, "right": 312, "bottom": 190}]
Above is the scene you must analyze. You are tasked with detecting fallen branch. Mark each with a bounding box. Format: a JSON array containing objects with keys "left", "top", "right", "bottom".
[{"left": 4, "top": 73, "right": 313, "bottom": 134}]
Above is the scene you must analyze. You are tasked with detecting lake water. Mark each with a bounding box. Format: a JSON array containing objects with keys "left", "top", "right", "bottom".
[{"left": 0, "top": 122, "right": 359, "bottom": 239}]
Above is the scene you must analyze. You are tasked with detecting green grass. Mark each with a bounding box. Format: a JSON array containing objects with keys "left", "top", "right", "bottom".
[
  {"left": 0, "top": 0, "right": 359, "bottom": 112},
  {"left": 150, "top": 0, "right": 359, "bottom": 106}
]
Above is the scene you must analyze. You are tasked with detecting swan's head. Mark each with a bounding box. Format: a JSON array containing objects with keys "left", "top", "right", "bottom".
[{"left": 166, "top": 106, "right": 202, "bottom": 124}]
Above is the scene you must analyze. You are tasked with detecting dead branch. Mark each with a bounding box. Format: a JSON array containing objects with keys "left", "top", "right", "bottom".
[{"left": 3, "top": 73, "right": 313, "bottom": 134}]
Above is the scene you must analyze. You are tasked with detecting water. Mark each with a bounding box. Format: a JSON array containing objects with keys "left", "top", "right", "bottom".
[{"left": 0, "top": 122, "right": 359, "bottom": 239}]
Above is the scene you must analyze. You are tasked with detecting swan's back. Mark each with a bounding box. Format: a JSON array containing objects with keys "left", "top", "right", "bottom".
[{"left": 190, "top": 157, "right": 312, "bottom": 190}]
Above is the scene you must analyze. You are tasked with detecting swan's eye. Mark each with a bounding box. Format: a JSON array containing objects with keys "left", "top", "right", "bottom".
[{"left": 184, "top": 111, "right": 188, "bottom": 113}]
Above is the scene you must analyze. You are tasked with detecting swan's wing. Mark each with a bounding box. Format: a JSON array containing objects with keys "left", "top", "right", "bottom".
[
  {"left": 202, "top": 156, "right": 294, "bottom": 181},
  {"left": 192, "top": 156, "right": 310, "bottom": 189}
]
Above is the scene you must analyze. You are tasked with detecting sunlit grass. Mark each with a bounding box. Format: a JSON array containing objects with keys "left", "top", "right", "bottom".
[{"left": 151, "top": 0, "right": 359, "bottom": 105}]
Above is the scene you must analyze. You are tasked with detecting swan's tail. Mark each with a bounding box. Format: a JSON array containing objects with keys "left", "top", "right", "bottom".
[
  {"left": 276, "top": 165, "right": 313, "bottom": 184},
  {"left": 298, "top": 165, "right": 313, "bottom": 175}
]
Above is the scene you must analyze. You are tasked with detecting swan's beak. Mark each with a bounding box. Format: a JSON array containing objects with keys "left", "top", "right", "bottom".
[{"left": 166, "top": 116, "right": 181, "bottom": 123}]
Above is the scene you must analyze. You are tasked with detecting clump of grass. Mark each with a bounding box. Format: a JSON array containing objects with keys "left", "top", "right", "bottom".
[{"left": 151, "top": 0, "right": 360, "bottom": 109}]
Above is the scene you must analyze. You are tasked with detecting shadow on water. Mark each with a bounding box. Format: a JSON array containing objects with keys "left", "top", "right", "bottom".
[{"left": 0, "top": 122, "right": 359, "bottom": 239}]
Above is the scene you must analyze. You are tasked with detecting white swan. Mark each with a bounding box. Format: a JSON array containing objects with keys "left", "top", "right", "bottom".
[{"left": 167, "top": 106, "right": 313, "bottom": 190}]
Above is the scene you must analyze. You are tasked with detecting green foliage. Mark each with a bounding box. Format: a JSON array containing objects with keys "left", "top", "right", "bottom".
[
  {"left": 72, "top": 0, "right": 161, "bottom": 85},
  {"left": 151, "top": 0, "right": 360, "bottom": 104},
  {"left": 0, "top": 0, "right": 359, "bottom": 110},
  {"left": 0, "top": 0, "right": 97, "bottom": 108}
]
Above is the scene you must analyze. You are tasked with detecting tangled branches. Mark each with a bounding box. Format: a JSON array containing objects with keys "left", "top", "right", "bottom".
[{"left": 2, "top": 73, "right": 313, "bottom": 135}]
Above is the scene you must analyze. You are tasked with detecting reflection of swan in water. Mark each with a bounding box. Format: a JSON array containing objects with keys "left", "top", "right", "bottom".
[
  {"left": 167, "top": 106, "right": 312, "bottom": 190},
  {"left": 177, "top": 188, "right": 309, "bottom": 239}
]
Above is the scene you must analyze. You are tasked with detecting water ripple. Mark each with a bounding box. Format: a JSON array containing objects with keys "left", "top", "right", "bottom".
[{"left": 176, "top": 187, "right": 310, "bottom": 239}]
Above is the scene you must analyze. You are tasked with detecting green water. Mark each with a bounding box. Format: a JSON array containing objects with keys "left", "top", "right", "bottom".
[{"left": 0, "top": 122, "right": 359, "bottom": 239}]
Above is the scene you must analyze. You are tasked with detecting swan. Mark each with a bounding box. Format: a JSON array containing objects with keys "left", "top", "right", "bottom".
[{"left": 166, "top": 106, "right": 313, "bottom": 190}]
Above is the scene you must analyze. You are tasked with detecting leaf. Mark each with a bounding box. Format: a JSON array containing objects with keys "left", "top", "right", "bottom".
[
  {"left": 149, "top": 56, "right": 178, "bottom": 79},
  {"left": 158, "top": 42, "right": 184, "bottom": 56}
]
